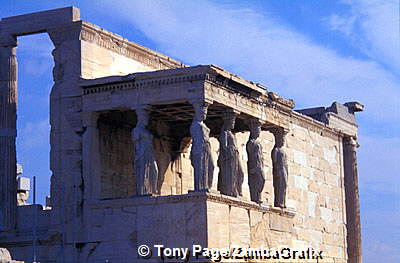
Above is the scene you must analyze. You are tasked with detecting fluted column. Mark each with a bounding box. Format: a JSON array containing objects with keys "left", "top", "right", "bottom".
[
  {"left": 343, "top": 136, "right": 362, "bottom": 263},
  {"left": 0, "top": 39, "right": 18, "bottom": 231}
]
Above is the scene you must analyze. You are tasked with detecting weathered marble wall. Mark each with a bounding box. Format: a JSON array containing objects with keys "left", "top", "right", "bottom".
[
  {"left": 84, "top": 194, "right": 208, "bottom": 263},
  {"left": 285, "top": 123, "right": 346, "bottom": 261},
  {"left": 203, "top": 123, "right": 346, "bottom": 262},
  {"left": 81, "top": 40, "right": 154, "bottom": 79},
  {"left": 98, "top": 113, "right": 135, "bottom": 199},
  {"left": 79, "top": 21, "right": 183, "bottom": 80},
  {"left": 0, "top": 7, "right": 355, "bottom": 263}
]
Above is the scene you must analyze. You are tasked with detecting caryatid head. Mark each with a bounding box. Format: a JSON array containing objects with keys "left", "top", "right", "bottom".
[
  {"left": 193, "top": 101, "right": 209, "bottom": 122},
  {"left": 136, "top": 108, "right": 150, "bottom": 126},
  {"left": 273, "top": 128, "right": 288, "bottom": 148},
  {"left": 249, "top": 119, "right": 262, "bottom": 140},
  {"left": 222, "top": 112, "right": 236, "bottom": 131}
]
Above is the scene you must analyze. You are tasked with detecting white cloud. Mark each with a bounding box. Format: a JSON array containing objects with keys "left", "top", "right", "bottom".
[
  {"left": 327, "top": 0, "right": 400, "bottom": 73},
  {"left": 18, "top": 33, "right": 54, "bottom": 77},
  {"left": 358, "top": 135, "right": 400, "bottom": 195},
  {"left": 95, "top": 0, "right": 400, "bottom": 126},
  {"left": 18, "top": 118, "right": 50, "bottom": 149}
]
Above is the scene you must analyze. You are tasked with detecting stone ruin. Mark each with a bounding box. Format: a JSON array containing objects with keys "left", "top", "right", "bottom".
[{"left": 0, "top": 7, "right": 363, "bottom": 263}]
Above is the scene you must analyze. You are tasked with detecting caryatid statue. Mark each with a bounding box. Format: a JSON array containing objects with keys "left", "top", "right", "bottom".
[
  {"left": 271, "top": 128, "right": 289, "bottom": 208},
  {"left": 246, "top": 120, "right": 266, "bottom": 203},
  {"left": 190, "top": 101, "right": 215, "bottom": 191},
  {"left": 132, "top": 107, "right": 159, "bottom": 195},
  {"left": 217, "top": 111, "right": 244, "bottom": 197}
]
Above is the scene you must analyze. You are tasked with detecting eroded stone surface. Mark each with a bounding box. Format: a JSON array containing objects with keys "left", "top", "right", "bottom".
[
  {"left": 0, "top": 248, "right": 22, "bottom": 263},
  {"left": 0, "top": 7, "right": 363, "bottom": 263}
]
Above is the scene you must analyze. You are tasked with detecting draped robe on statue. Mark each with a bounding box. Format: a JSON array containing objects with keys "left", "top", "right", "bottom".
[
  {"left": 217, "top": 130, "right": 244, "bottom": 197},
  {"left": 132, "top": 125, "right": 158, "bottom": 195},
  {"left": 271, "top": 145, "right": 288, "bottom": 207},
  {"left": 190, "top": 120, "right": 215, "bottom": 190},
  {"left": 246, "top": 138, "right": 266, "bottom": 203}
]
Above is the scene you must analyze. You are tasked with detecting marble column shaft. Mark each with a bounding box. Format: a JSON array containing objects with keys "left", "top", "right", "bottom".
[
  {"left": 0, "top": 45, "right": 17, "bottom": 231},
  {"left": 82, "top": 112, "right": 100, "bottom": 201},
  {"left": 343, "top": 137, "right": 362, "bottom": 263}
]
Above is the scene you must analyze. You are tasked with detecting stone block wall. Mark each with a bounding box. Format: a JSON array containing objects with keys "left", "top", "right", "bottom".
[
  {"left": 84, "top": 195, "right": 208, "bottom": 263},
  {"left": 191, "top": 122, "right": 346, "bottom": 262},
  {"left": 98, "top": 117, "right": 135, "bottom": 199},
  {"left": 285, "top": 123, "right": 346, "bottom": 262},
  {"left": 142, "top": 118, "right": 347, "bottom": 262},
  {"left": 79, "top": 21, "right": 184, "bottom": 80},
  {"left": 81, "top": 40, "right": 154, "bottom": 79}
]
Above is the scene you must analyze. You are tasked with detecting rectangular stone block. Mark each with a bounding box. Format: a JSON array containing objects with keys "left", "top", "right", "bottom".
[
  {"left": 207, "top": 201, "right": 230, "bottom": 248},
  {"left": 17, "top": 176, "right": 30, "bottom": 191},
  {"left": 1, "top": 7, "right": 80, "bottom": 36},
  {"left": 269, "top": 213, "right": 293, "bottom": 233},
  {"left": 229, "top": 206, "right": 251, "bottom": 248}
]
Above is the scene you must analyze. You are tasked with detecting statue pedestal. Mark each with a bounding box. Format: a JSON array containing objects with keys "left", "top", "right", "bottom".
[
  {"left": 1, "top": 192, "right": 296, "bottom": 262},
  {"left": 82, "top": 191, "right": 296, "bottom": 262}
]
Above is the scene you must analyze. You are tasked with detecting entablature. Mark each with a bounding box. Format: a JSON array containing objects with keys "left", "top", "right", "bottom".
[{"left": 79, "top": 64, "right": 358, "bottom": 138}]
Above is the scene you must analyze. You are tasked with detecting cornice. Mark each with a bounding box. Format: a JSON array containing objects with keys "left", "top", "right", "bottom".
[
  {"left": 82, "top": 72, "right": 208, "bottom": 95},
  {"left": 79, "top": 21, "right": 185, "bottom": 70},
  {"left": 88, "top": 191, "right": 296, "bottom": 218}
]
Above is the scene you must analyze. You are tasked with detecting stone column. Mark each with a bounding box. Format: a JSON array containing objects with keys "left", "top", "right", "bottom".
[
  {"left": 189, "top": 100, "right": 215, "bottom": 191},
  {"left": 132, "top": 106, "right": 159, "bottom": 195},
  {"left": 246, "top": 119, "right": 266, "bottom": 203},
  {"left": 82, "top": 112, "right": 100, "bottom": 202},
  {"left": 271, "top": 128, "right": 289, "bottom": 208},
  {"left": 343, "top": 136, "right": 362, "bottom": 263},
  {"left": 47, "top": 24, "right": 84, "bottom": 246},
  {"left": 0, "top": 38, "right": 18, "bottom": 231},
  {"left": 217, "top": 110, "right": 244, "bottom": 197}
]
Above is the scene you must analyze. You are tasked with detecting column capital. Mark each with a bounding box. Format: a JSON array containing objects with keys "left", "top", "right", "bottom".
[
  {"left": 0, "top": 45, "right": 16, "bottom": 60},
  {"left": 222, "top": 108, "right": 240, "bottom": 115},
  {"left": 246, "top": 118, "right": 262, "bottom": 128},
  {"left": 270, "top": 127, "right": 289, "bottom": 137},
  {"left": 47, "top": 22, "right": 83, "bottom": 46},
  {"left": 188, "top": 98, "right": 213, "bottom": 106},
  {"left": 0, "top": 34, "right": 17, "bottom": 48},
  {"left": 344, "top": 136, "right": 359, "bottom": 148},
  {"left": 131, "top": 104, "right": 151, "bottom": 111}
]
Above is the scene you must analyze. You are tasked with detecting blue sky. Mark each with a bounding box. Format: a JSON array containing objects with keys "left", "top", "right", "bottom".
[{"left": 0, "top": 1, "right": 399, "bottom": 262}]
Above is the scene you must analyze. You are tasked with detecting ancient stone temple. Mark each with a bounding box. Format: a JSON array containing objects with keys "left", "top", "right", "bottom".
[{"left": 0, "top": 7, "right": 363, "bottom": 263}]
